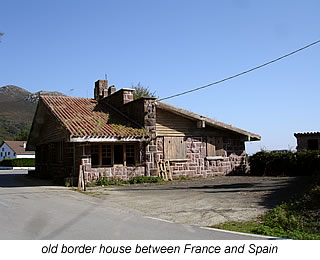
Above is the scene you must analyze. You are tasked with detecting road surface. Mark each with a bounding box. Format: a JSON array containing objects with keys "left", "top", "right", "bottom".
[{"left": 0, "top": 170, "right": 269, "bottom": 240}]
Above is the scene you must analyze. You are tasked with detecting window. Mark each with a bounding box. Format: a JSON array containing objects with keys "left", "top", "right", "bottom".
[
  {"left": 91, "top": 144, "right": 99, "bottom": 166},
  {"left": 126, "top": 144, "right": 135, "bottom": 166},
  {"left": 102, "top": 144, "right": 112, "bottom": 166},
  {"left": 207, "top": 136, "right": 225, "bottom": 157},
  {"left": 164, "top": 137, "right": 186, "bottom": 160},
  {"left": 91, "top": 143, "right": 136, "bottom": 167},
  {"left": 307, "top": 139, "right": 319, "bottom": 150},
  {"left": 8, "top": 152, "right": 10, "bottom": 156},
  {"left": 114, "top": 145, "right": 123, "bottom": 165}
]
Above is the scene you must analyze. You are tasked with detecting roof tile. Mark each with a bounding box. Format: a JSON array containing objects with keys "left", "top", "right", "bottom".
[{"left": 41, "top": 96, "right": 147, "bottom": 138}]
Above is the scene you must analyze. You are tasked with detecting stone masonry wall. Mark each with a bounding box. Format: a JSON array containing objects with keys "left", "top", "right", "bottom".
[
  {"left": 146, "top": 136, "right": 246, "bottom": 179},
  {"left": 81, "top": 157, "right": 145, "bottom": 182}
]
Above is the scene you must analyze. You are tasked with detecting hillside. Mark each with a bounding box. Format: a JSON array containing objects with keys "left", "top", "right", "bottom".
[{"left": 0, "top": 85, "right": 65, "bottom": 142}]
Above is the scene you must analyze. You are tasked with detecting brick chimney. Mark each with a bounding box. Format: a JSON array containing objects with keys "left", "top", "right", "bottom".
[{"left": 94, "top": 80, "right": 108, "bottom": 100}]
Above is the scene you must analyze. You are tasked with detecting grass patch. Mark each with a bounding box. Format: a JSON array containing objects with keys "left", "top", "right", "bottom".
[
  {"left": 211, "top": 176, "right": 320, "bottom": 240},
  {"left": 95, "top": 176, "right": 163, "bottom": 186}
]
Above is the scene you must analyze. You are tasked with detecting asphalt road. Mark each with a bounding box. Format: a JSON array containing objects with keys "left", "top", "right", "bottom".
[{"left": 0, "top": 170, "right": 269, "bottom": 240}]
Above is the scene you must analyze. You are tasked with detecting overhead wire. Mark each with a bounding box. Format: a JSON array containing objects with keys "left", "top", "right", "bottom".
[{"left": 158, "top": 40, "right": 320, "bottom": 101}]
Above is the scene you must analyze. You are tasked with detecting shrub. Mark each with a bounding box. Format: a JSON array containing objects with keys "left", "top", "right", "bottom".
[
  {"left": 96, "top": 177, "right": 129, "bottom": 186},
  {"left": 129, "top": 176, "right": 162, "bottom": 184},
  {"left": 255, "top": 176, "right": 320, "bottom": 239},
  {"left": 95, "top": 176, "right": 163, "bottom": 186},
  {"left": 248, "top": 150, "right": 320, "bottom": 176},
  {"left": 0, "top": 158, "right": 35, "bottom": 167}
]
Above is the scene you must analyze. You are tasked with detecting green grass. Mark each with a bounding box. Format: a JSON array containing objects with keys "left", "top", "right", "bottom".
[
  {"left": 211, "top": 176, "right": 320, "bottom": 240},
  {"left": 95, "top": 176, "right": 163, "bottom": 186}
]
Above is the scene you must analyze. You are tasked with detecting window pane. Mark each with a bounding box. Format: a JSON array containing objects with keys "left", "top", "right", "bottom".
[
  {"left": 126, "top": 144, "right": 135, "bottom": 166},
  {"left": 102, "top": 144, "right": 112, "bottom": 166},
  {"left": 91, "top": 144, "right": 99, "bottom": 166},
  {"left": 114, "top": 145, "right": 123, "bottom": 164}
]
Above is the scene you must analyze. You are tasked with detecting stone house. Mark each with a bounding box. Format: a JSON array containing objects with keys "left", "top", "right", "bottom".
[
  {"left": 0, "top": 141, "right": 35, "bottom": 161},
  {"left": 27, "top": 80, "right": 261, "bottom": 182},
  {"left": 294, "top": 132, "right": 320, "bottom": 151}
]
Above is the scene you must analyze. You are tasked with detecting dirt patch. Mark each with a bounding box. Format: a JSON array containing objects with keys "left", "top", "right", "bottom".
[{"left": 85, "top": 176, "right": 307, "bottom": 226}]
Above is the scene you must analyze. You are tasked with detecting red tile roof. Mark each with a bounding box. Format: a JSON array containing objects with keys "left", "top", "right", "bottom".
[
  {"left": 41, "top": 96, "right": 147, "bottom": 138},
  {"left": 5, "top": 141, "right": 35, "bottom": 155},
  {"left": 294, "top": 132, "right": 320, "bottom": 136}
]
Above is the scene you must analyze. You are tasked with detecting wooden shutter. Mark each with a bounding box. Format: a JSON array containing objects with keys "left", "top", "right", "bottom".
[
  {"left": 207, "top": 136, "right": 225, "bottom": 156},
  {"left": 207, "top": 137, "right": 216, "bottom": 156},
  {"left": 164, "top": 137, "right": 186, "bottom": 159},
  {"left": 215, "top": 137, "right": 224, "bottom": 156}
]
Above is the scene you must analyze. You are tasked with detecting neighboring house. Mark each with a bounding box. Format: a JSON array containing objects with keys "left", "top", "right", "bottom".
[
  {"left": 27, "top": 80, "right": 261, "bottom": 182},
  {"left": 0, "top": 141, "right": 35, "bottom": 161},
  {"left": 294, "top": 132, "right": 320, "bottom": 151}
]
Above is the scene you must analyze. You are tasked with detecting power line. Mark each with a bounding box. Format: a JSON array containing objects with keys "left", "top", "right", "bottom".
[{"left": 158, "top": 40, "right": 320, "bottom": 101}]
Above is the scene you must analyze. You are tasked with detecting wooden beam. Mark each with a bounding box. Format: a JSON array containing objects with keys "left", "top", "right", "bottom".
[
  {"left": 123, "top": 144, "right": 126, "bottom": 166},
  {"left": 98, "top": 143, "right": 102, "bottom": 166}
]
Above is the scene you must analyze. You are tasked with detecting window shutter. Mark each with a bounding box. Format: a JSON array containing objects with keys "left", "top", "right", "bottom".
[
  {"left": 207, "top": 136, "right": 225, "bottom": 156},
  {"left": 215, "top": 137, "right": 224, "bottom": 156},
  {"left": 207, "top": 137, "right": 216, "bottom": 156},
  {"left": 164, "top": 137, "right": 186, "bottom": 159}
]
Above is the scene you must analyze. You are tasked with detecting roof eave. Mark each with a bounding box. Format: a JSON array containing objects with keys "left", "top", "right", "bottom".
[
  {"left": 70, "top": 136, "right": 150, "bottom": 143},
  {"left": 156, "top": 101, "right": 261, "bottom": 141}
]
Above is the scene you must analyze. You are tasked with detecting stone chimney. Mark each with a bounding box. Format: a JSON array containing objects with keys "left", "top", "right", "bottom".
[{"left": 94, "top": 80, "right": 108, "bottom": 100}]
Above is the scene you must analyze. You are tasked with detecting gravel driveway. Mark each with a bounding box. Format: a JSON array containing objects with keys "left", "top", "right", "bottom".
[{"left": 85, "top": 176, "right": 307, "bottom": 227}]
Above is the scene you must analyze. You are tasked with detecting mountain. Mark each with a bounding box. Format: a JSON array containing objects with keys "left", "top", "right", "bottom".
[{"left": 0, "top": 85, "right": 65, "bottom": 142}]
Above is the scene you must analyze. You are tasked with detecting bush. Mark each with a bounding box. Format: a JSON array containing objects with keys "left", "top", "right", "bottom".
[
  {"left": 96, "top": 176, "right": 163, "bottom": 186},
  {"left": 255, "top": 176, "right": 320, "bottom": 239},
  {"left": 212, "top": 176, "right": 320, "bottom": 239},
  {"left": 96, "top": 177, "right": 129, "bottom": 186},
  {"left": 249, "top": 150, "right": 320, "bottom": 176},
  {"left": 129, "top": 176, "right": 162, "bottom": 184},
  {"left": 0, "top": 158, "right": 35, "bottom": 167}
]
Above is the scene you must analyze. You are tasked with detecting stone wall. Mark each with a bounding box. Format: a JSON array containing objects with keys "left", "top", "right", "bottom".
[
  {"left": 80, "top": 157, "right": 145, "bottom": 181},
  {"left": 145, "top": 136, "right": 246, "bottom": 179}
]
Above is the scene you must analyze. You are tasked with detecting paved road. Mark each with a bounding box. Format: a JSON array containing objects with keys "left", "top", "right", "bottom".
[
  {"left": 87, "top": 176, "right": 303, "bottom": 227},
  {"left": 0, "top": 170, "right": 268, "bottom": 240}
]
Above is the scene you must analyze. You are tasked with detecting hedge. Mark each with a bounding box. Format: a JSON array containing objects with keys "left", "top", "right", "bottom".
[
  {"left": 249, "top": 150, "right": 320, "bottom": 176},
  {"left": 0, "top": 158, "right": 35, "bottom": 167}
]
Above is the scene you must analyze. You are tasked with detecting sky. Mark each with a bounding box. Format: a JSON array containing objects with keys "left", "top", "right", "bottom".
[{"left": 0, "top": 0, "right": 319, "bottom": 154}]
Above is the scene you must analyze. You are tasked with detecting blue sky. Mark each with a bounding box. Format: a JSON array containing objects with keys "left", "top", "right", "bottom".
[{"left": 0, "top": 0, "right": 319, "bottom": 154}]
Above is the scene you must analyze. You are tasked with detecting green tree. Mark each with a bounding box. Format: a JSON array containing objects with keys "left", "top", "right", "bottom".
[
  {"left": 132, "top": 82, "right": 157, "bottom": 100},
  {"left": 14, "top": 129, "right": 29, "bottom": 141}
]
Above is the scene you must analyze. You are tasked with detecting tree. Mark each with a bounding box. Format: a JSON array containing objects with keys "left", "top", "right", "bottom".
[
  {"left": 132, "top": 82, "right": 157, "bottom": 100},
  {"left": 14, "top": 129, "right": 29, "bottom": 141},
  {"left": 0, "top": 32, "right": 3, "bottom": 42}
]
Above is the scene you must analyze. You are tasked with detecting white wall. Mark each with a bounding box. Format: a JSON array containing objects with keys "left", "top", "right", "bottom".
[
  {"left": 16, "top": 154, "right": 35, "bottom": 159},
  {"left": 0, "top": 143, "right": 16, "bottom": 161}
]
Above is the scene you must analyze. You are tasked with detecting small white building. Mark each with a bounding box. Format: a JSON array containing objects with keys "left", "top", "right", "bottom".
[{"left": 0, "top": 141, "right": 35, "bottom": 161}]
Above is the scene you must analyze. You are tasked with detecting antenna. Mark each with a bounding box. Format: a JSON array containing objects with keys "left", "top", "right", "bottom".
[{"left": 105, "top": 74, "right": 108, "bottom": 80}]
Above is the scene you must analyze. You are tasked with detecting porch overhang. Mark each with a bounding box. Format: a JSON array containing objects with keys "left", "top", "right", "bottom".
[{"left": 69, "top": 136, "right": 150, "bottom": 143}]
